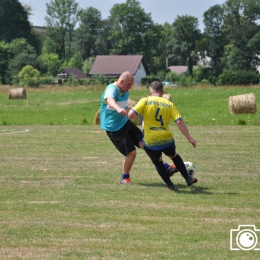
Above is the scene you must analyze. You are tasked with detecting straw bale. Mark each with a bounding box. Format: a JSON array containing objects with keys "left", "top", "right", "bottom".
[
  {"left": 94, "top": 99, "right": 143, "bottom": 125},
  {"left": 8, "top": 88, "right": 27, "bottom": 99},
  {"left": 229, "top": 93, "right": 256, "bottom": 114},
  {"left": 162, "top": 94, "right": 172, "bottom": 101},
  {"left": 94, "top": 109, "right": 100, "bottom": 125}
]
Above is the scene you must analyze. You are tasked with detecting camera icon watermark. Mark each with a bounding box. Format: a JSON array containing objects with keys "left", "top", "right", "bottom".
[{"left": 230, "top": 225, "right": 260, "bottom": 251}]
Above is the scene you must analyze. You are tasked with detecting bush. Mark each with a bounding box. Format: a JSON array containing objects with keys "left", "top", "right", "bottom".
[
  {"left": 26, "top": 78, "right": 40, "bottom": 87},
  {"left": 66, "top": 74, "right": 79, "bottom": 86},
  {"left": 165, "top": 71, "right": 179, "bottom": 83},
  {"left": 82, "top": 74, "right": 107, "bottom": 86},
  {"left": 176, "top": 74, "right": 196, "bottom": 87},
  {"left": 156, "top": 70, "right": 167, "bottom": 81},
  {"left": 218, "top": 70, "right": 260, "bottom": 85},
  {"left": 18, "top": 65, "right": 40, "bottom": 87},
  {"left": 141, "top": 75, "right": 160, "bottom": 86},
  {"left": 40, "top": 76, "right": 54, "bottom": 85}
]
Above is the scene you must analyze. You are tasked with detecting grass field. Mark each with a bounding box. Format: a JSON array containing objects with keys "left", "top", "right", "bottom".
[
  {"left": 0, "top": 85, "right": 260, "bottom": 259},
  {"left": 1, "top": 85, "right": 260, "bottom": 126}
]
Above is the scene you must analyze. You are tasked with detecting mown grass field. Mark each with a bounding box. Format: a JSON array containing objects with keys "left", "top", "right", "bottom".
[
  {"left": 1, "top": 85, "right": 260, "bottom": 126},
  {"left": 0, "top": 85, "right": 260, "bottom": 259}
]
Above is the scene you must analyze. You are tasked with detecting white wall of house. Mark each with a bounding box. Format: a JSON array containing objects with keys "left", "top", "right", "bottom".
[{"left": 133, "top": 62, "right": 147, "bottom": 85}]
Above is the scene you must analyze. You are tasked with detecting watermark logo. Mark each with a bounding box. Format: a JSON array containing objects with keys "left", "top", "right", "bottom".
[{"left": 230, "top": 225, "right": 260, "bottom": 251}]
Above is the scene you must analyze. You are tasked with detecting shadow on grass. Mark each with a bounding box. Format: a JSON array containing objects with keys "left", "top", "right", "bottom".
[{"left": 138, "top": 182, "right": 238, "bottom": 195}]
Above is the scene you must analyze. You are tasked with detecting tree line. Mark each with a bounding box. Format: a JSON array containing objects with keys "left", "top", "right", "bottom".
[{"left": 0, "top": 0, "right": 260, "bottom": 86}]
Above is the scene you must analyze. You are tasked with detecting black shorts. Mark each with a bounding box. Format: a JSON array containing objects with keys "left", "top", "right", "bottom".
[
  {"left": 106, "top": 120, "right": 143, "bottom": 156},
  {"left": 144, "top": 142, "right": 176, "bottom": 164}
]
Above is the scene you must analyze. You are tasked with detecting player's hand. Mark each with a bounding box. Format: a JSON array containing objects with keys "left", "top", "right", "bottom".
[
  {"left": 189, "top": 138, "right": 196, "bottom": 148},
  {"left": 117, "top": 108, "right": 127, "bottom": 116}
]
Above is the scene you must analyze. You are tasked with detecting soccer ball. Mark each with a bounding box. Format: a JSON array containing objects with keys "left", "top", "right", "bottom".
[{"left": 184, "top": 162, "right": 196, "bottom": 177}]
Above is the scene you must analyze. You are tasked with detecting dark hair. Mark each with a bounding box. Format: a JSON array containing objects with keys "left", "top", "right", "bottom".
[{"left": 150, "top": 81, "right": 163, "bottom": 92}]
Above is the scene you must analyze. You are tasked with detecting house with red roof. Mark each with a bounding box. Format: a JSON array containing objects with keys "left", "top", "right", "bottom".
[
  {"left": 89, "top": 55, "right": 150, "bottom": 85},
  {"left": 56, "top": 68, "right": 87, "bottom": 80}
]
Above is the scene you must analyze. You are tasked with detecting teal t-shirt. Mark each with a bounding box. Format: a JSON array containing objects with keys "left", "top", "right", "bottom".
[{"left": 100, "top": 83, "right": 129, "bottom": 131}]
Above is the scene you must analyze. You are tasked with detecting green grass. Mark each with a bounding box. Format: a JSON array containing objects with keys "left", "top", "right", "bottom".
[
  {"left": 0, "top": 85, "right": 260, "bottom": 259},
  {"left": 0, "top": 125, "right": 259, "bottom": 259},
  {"left": 0, "top": 85, "right": 260, "bottom": 126}
]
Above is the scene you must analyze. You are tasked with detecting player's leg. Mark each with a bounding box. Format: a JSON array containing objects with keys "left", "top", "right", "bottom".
[
  {"left": 163, "top": 162, "right": 179, "bottom": 176},
  {"left": 144, "top": 147, "right": 175, "bottom": 190},
  {"left": 163, "top": 144, "right": 198, "bottom": 186},
  {"left": 128, "top": 121, "right": 176, "bottom": 175},
  {"left": 106, "top": 122, "right": 136, "bottom": 184}
]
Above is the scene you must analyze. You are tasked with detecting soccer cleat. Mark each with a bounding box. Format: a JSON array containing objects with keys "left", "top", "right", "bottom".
[
  {"left": 168, "top": 165, "right": 179, "bottom": 177},
  {"left": 187, "top": 177, "right": 198, "bottom": 186},
  {"left": 120, "top": 178, "right": 133, "bottom": 184},
  {"left": 167, "top": 185, "right": 176, "bottom": 191}
]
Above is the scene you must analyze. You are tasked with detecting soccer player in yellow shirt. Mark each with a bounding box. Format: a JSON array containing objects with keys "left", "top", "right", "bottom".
[{"left": 128, "top": 81, "right": 198, "bottom": 190}]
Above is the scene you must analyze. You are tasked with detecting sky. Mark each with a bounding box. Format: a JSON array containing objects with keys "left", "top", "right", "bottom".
[{"left": 27, "top": 0, "right": 227, "bottom": 31}]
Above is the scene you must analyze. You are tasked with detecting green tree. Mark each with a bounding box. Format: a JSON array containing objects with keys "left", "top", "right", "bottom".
[
  {"left": 5, "top": 38, "right": 38, "bottom": 84},
  {"left": 108, "top": 0, "right": 154, "bottom": 56},
  {"left": 82, "top": 57, "right": 95, "bottom": 75},
  {"left": 45, "top": 0, "right": 81, "bottom": 61},
  {"left": 222, "top": 0, "right": 260, "bottom": 71},
  {"left": 0, "top": 41, "right": 10, "bottom": 84},
  {"left": 39, "top": 53, "right": 61, "bottom": 76},
  {"left": 67, "top": 51, "right": 83, "bottom": 70},
  {"left": 154, "top": 22, "right": 174, "bottom": 72},
  {"left": 41, "top": 37, "right": 57, "bottom": 55},
  {"left": 203, "top": 4, "right": 225, "bottom": 75},
  {"left": 75, "top": 7, "right": 102, "bottom": 59},
  {"left": 0, "top": 0, "right": 39, "bottom": 52},
  {"left": 95, "top": 19, "right": 114, "bottom": 55},
  {"left": 168, "top": 15, "right": 201, "bottom": 75}
]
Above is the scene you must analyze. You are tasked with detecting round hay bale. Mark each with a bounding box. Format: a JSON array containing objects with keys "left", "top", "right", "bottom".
[
  {"left": 94, "top": 109, "right": 100, "bottom": 125},
  {"left": 126, "top": 99, "right": 143, "bottom": 125},
  {"left": 8, "top": 88, "right": 27, "bottom": 99},
  {"left": 229, "top": 93, "right": 256, "bottom": 114},
  {"left": 162, "top": 93, "right": 172, "bottom": 101},
  {"left": 94, "top": 99, "right": 143, "bottom": 125}
]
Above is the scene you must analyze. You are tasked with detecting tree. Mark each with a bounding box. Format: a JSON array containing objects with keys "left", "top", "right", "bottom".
[
  {"left": 95, "top": 18, "right": 114, "bottom": 55},
  {"left": 203, "top": 4, "right": 225, "bottom": 75},
  {"left": 153, "top": 22, "right": 174, "bottom": 72},
  {"left": 5, "top": 38, "right": 38, "bottom": 84},
  {"left": 75, "top": 7, "right": 102, "bottom": 59},
  {"left": 222, "top": 0, "right": 260, "bottom": 71},
  {"left": 169, "top": 15, "right": 201, "bottom": 75},
  {"left": 39, "top": 53, "right": 61, "bottom": 76},
  {"left": 108, "top": 0, "right": 154, "bottom": 56},
  {"left": 67, "top": 51, "right": 83, "bottom": 70},
  {"left": 45, "top": 0, "right": 81, "bottom": 61},
  {"left": 82, "top": 57, "right": 95, "bottom": 75},
  {"left": 0, "top": 0, "right": 39, "bottom": 52},
  {"left": 0, "top": 41, "right": 10, "bottom": 84}
]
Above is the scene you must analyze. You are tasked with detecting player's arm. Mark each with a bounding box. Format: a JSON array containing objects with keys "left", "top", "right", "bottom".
[
  {"left": 128, "top": 98, "right": 145, "bottom": 119},
  {"left": 175, "top": 119, "right": 196, "bottom": 148},
  {"left": 107, "top": 97, "right": 127, "bottom": 116},
  {"left": 128, "top": 108, "right": 137, "bottom": 119}
]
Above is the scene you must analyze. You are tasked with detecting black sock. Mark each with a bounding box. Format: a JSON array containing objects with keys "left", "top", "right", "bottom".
[
  {"left": 172, "top": 154, "right": 190, "bottom": 181},
  {"left": 154, "top": 161, "right": 174, "bottom": 187}
]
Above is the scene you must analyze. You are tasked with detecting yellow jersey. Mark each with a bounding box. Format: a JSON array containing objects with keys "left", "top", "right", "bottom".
[{"left": 131, "top": 96, "right": 182, "bottom": 150}]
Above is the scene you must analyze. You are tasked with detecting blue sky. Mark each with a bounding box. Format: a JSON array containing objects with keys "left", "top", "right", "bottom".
[{"left": 28, "top": 0, "right": 226, "bottom": 31}]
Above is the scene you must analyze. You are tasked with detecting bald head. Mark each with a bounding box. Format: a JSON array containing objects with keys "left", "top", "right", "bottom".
[
  {"left": 117, "top": 71, "right": 134, "bottom": 92},
  {"left": 119, "top": 71, "right": 134, "bottom": 82}
]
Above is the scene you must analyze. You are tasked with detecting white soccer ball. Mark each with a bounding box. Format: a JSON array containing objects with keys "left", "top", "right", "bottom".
[{"left": 184, "top": 162, "right": 196, "bottom": 177}]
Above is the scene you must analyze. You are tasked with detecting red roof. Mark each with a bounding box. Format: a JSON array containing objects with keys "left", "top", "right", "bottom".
[
  {"left": 89, "top": 55, "right": 150, "bottom": 77},
  {"left": 57, "top": 68, "right": 87, "bottom": 79},
  {"left": 168, "top": 66, "right": 198, "bottom": 74}
]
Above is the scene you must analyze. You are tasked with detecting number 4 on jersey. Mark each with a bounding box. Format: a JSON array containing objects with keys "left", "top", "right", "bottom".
[{"left": 155, "top": 108, "right": 164, "bottom": 126}]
